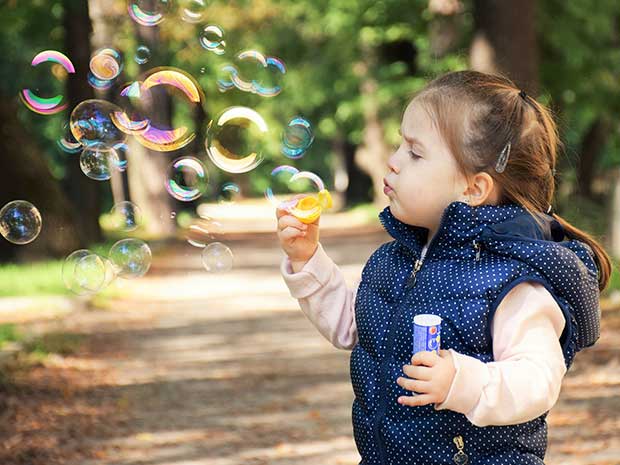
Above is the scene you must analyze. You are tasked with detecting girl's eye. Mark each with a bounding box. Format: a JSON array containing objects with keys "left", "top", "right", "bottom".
[{"left": 408, "top": 150, "right": 421, "bottom": 159}]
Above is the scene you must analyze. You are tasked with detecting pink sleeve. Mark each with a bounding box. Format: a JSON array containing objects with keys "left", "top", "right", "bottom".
[
  {"left": 434, "top": 281, "right": 567, "bottom": 427},
  {"left": 280, "top": 242, "right": 358, "bottom": 350}
]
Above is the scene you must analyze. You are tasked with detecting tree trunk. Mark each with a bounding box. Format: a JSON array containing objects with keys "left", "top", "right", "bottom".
[
  {"left": 470, "top": 0, "right": 539, "bottom": 94},
  {"left": 0, "top": 100, "right": 80, "bottom": 262},
  {"left": 63, "top": 0, "right": 103, "bottom": 245},
  {"left": 576, "top": 116, "right": 612, "bottom": 200},
  {"left": 354, "top": 47, "right": 391, "bottom": 208}
]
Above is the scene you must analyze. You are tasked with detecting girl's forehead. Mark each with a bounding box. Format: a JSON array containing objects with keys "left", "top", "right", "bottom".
[{"left": 402, "top": 100, "right": 435, "bottom": 133}]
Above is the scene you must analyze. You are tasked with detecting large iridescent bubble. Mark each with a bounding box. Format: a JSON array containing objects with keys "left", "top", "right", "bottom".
[
  {"left": 20, "top": 50, "right": 75, "bottom": 115},
  {"left": 70, "top": 99, "right": 128, "bottom": 148},
  {"left": 0, "top": 200, "right": 42, "bottom": 245},
  {"left": 206, "top": 106, "right": 267, "bottom": 173},
  {"left": 118, "top": 68, "right": 205, "bottom": 152}
]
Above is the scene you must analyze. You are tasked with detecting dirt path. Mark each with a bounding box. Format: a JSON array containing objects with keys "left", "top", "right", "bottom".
[{"left": 2, "top": 230, "right": 619, "bottom": 465}]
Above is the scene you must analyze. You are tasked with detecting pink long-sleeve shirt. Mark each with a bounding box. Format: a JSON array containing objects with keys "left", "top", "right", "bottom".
[{"left": 281, "top": 242, "right": 568, "bottom": 428}]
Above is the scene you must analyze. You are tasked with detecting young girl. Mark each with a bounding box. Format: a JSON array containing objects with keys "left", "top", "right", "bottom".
[{"left": 276, "top": 70, "right": 611, "bottom": 465}]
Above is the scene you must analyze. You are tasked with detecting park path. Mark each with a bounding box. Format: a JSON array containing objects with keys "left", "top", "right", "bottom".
[{"left": 2, "top": 226, "right": 620, "bottom": 465}]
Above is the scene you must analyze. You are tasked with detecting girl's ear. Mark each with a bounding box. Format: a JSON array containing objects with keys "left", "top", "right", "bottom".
[{"left": 462, "top": 172, "right": 497, "bottom": 206}]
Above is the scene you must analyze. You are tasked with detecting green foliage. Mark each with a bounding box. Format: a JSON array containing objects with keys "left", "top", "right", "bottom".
[
  {"left": 538, "top": 0, "right": 620, "bottom": 170},
  {"left": 22, "top": 331, "right": 83, "bottom": 357},
  {"left": 0, "top": 324, "right": 22, "bottom": 348}
]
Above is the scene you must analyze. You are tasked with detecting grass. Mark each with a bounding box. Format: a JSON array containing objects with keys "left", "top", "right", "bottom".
[
  {"left": 0, "top": 240, "right": 120, "bottom": 298},
  {"left": 21, "top": 331, "right": 83, "bottom": 357},
  {"left": 0, "top": 323, "right": 22, "bottom": 348},
  {"left": 1, "top": 323, "right": 82, "bottom": 356},
  {"left": 0, "top": 260, "right": 67, "bottom": 297}
]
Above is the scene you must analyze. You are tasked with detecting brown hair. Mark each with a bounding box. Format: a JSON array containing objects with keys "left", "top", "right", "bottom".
[{"left": 414, "top": 70, "right": 612, "bottom": 291}]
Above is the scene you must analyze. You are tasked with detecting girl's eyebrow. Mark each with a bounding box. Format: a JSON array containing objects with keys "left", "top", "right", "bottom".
[{"left": 398, "top": 127, "right": 426, "bottom": 150}]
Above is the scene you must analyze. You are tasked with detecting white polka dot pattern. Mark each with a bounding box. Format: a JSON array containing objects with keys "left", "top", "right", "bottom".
[{"left": 349, "top": 201, "right": 601, "bottom": 465}]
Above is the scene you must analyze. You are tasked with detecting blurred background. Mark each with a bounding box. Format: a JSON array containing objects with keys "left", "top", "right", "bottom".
[{"left": 1, "top": 0, "right": 619, "bottom": 464}]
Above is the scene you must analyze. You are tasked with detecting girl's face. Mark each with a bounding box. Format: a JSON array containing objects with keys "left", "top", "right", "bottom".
[{"left": 383, "top": 100, "right": 468, "bottom": 238}]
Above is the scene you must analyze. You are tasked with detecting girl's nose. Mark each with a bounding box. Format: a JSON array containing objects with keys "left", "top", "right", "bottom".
[{"left": 387, "top": 154, "right": 400, "bottom": 174}]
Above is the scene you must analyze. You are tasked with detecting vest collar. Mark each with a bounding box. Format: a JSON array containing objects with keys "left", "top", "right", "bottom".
[{"left": 379, "top": 201, "right": 563, "bottom": 259}]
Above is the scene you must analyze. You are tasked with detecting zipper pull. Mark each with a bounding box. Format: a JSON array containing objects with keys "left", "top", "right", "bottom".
[
  {"left": 452, "top": 435, "right": 469, "bottom": 465},
  {"left": 406, "top": 259, "right": 423, "bottom": 289},
  {"left": 472, "top": 240, "right": 481, "bottom": 262}
]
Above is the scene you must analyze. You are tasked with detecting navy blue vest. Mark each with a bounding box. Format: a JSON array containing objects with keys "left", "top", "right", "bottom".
[{"left": 351, "top": 201, "right": 600, "bottom": 465}]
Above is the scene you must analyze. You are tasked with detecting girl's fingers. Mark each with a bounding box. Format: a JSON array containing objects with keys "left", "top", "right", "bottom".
[
  {"left": 396, "top": 376, "right": 429, "bottom": 394},
  {"left": 278, "top": 214, "right": 308, "bottom": 232},
  {"left": 402, "top": 364, "right": 432, "bottom": 381},
  {"left": 397, "top": 393, "right": 434, "bottom": 407},
  {"left": 279, "top": 226, "right": 306, "bottom": 241}
]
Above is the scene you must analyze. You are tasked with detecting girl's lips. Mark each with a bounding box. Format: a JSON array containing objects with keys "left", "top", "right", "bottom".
[{"left": 383, "top": 178, "right": 393, "bottom": 195}]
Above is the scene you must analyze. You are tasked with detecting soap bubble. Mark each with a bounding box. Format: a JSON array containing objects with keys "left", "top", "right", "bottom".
[
  {"left": 264, "top": 165, "right": 302, "bottom": 210},
  {"left": 218, "top": 51, "right": 286, "bottom": 97},
  {"left": 57, "top": 121, "right": 82, "bottom": 154},
  {"left": 90, "top": 48, "right": 123, "bottom": 81},
  {"left": 87, "top": 71, "right": 114, "bottom": 90},
  {"left": 201, "top": 242, "right": 233, "bottom": 273},
  {"left": 205, "top": 106, "right": 268, "bottom": 174},
  {"left": 70, "top": 99, "right": 128, "bottom": 148},
  {"left": 128, "top": 0, "right": 171, "bottom": 26},
  {"left": 282, "top": 117, "right": 314, "bottom": 159},
  {"left": 217, "top": 182, "right": 241, "bottom": 204},
  {"left": 110, "top": 201, "right": 142, "bottom": 231},
  {"left": 63, "top": 251, "right": 116, "bottom": 295},
  {"left": 199, "top": 25, "right": 226, "bottom": 55},
  {"left": 62, "top": 249, "right": 110, "bottom": 295},
  {"left": 80, "top": 144, "right": 121, "bottom": 181},
  {"left": 265, "top": 167, "right": 327, "bottom": 222},
  {"left": 109, "top": 238, "right": 152, "bottom": 279},
  {"left": 0, "top": 200, "right": 42, "bottom": 245},
  {"left": 165, "top": 156, "right": 209, "bottom": 201},
  {"left": 20, "top": 50, "right": 75, "bottom": 115},
  {"left": 134, "top": 45, "right": 151, "bottom": 65},
  {"left": 186, "top": 220, "right": 221, "bottom": 248},
  {"left": 131, "top": 68, "right": 204, "bottom": 151},
  {"left": 180, "top": 0, "right": 208, "bottom": 23}
]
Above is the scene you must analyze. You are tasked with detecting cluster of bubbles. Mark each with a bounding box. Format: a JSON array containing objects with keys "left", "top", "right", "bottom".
[
  {"left": 62, "top": 238, "right": 151, "bottom": 295},
  {"left": 14, "top": 0, "right": 324, "bottom": 289},
  {"left": 217, "top": 50, "right": 286, "bottom": 97}
]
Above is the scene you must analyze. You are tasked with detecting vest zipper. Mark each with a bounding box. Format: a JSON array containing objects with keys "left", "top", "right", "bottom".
[
  {"left": 406, "top": 240, "right": 481, "bottom": 289},
  {"left": 405, "top": 244, "right": 428, "bottom": 289},
  {"left": 373, "top": 207, "right": 469, "bottom": 465},
  {"left": 452, "top": 435, "right": 469, "bottom": 464},
  {"left": 473, "top": 240, "right": 482, "bottom": 261}
]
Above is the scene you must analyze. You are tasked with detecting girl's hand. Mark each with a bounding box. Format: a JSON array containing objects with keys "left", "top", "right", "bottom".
[
  {"left": 276, "top": 198, "right": 320, "bottom": 270},
  {"left": 396, "top": 349, "right": 456, "bottom": 407}
]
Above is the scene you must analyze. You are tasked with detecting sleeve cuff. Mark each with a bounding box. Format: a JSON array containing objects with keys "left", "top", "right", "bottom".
[
  {"left": 280, "top": 243, "right": 335, "bottom": 299},
  {"left": 434, "top": 349, "right": 490, "bottom": 414}
]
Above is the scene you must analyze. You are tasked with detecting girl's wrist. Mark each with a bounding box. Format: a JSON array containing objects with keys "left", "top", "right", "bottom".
[{"left": 290, "top": 259, "right": 308, "bottom": 273}]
